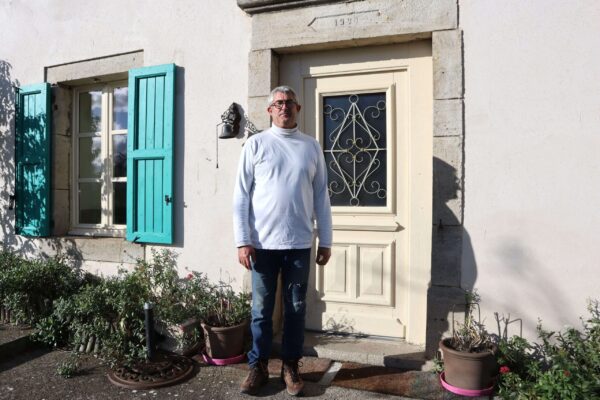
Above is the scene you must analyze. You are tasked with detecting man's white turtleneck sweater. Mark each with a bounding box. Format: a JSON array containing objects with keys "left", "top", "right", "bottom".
[{"left": 233, "top": 125, "right": 332, "bottom": 250}]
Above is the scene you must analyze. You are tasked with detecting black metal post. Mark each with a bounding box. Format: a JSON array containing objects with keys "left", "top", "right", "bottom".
[{"left": 144, "top": 302, "right": 155, "bottom": 360}]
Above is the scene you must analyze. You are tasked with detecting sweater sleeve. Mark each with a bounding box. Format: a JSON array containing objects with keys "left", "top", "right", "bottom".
[
  {"left": 313, "top": 141, "right": 333, "bottom": 248},
  {"left": 232, "top": 140, "right": 255, "bottom": 247}
]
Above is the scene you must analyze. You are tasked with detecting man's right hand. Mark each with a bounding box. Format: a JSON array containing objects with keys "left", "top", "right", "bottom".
[{"left": 237, "top": 245, "right": 256, "bottom": 270}]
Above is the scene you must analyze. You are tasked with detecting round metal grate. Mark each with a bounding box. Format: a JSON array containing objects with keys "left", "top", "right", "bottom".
[{"left": 107, "top": 353, "right": 195, "bottom": 389}]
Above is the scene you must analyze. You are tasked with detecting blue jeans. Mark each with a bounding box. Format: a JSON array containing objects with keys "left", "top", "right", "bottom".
[{"left": 247, "top": 248, "right": 311, "bottom": 366}]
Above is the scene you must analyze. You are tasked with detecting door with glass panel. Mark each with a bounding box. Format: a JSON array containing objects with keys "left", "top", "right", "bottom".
[
  {"left": 73, "top": 82, "right": 128, "bottom": 235},
  {"left": 280, "top": 43, "right": 432, "bottom": 341}
]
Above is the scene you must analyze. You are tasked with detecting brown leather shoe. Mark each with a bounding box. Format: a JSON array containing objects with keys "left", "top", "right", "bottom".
[
  {"left": 240, "top": 360, "right": 269, "bottom": 395},
  {"left": 281, "top": 359, "right": 304, "bottom": 396}
]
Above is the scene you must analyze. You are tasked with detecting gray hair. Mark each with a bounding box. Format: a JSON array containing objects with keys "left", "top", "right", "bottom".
[{"left": 268, "top": 86, "right": 298, "bottom": 105}]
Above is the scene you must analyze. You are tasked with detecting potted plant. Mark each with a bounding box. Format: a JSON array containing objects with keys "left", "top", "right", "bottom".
[
  {"left": 438, "top": 291, "right": 498, "bottom": 394},
  {"left": 200, "top": 281, "right": 251, "bottom": 362},
  {"left": 131, "top": 251, "right": 210, "bottom": 356}
]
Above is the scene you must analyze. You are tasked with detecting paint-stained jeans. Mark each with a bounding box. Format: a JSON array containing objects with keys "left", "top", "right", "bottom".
[{"left": 247, "top": 248, "right": 311, "bottom": 366}]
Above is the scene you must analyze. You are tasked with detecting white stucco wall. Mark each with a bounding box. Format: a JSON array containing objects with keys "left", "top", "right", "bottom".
[
  {"left": 0, "top": 0, "right": 252, "bottom": 287},
  {"left": 461, "top": 0, "right": 600, "bottom": 338},
  {"left": 3, "top": 0, "right": 599, "bottom": 343}
]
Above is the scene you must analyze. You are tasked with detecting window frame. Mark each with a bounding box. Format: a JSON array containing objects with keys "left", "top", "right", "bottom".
[{"left": 70, "top": 80, "right": 128, "bottom": 237}]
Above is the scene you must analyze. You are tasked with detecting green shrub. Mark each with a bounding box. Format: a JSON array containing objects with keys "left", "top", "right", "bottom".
[
  {"left": 56, "top": 353, "right": 80, "bottom": 378},
  {"left": 25, "top": 248, "right": 251, "bottom": 367},
  {"left": 497, "top": 300, "right": 600, "bottom": 400},
  {"left": 131, "top": 249, "right": 213, "bottom": 325},
  {"left": 35, "top": 271, "right": 148, "bottom": 367},
  {"left": 0, "top": 251, "right": 83, "bottom": 324}
]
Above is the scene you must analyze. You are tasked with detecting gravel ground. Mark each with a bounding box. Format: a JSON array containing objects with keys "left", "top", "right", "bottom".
[{"left": 0, "top": 349, "right": 417, "bottom": 400}]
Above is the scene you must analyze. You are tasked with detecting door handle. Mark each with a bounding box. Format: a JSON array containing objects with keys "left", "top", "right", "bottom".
[{"left": 164, "top": 195, "right": 172, "bottom": 205}]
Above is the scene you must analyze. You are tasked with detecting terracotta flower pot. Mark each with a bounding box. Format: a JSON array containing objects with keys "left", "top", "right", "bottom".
[
  {"left": 439, "top": 338, "right": 498, "bottom": 391},
  {"left": 201, "top": 319, "right": 248, "bottom": 359}
]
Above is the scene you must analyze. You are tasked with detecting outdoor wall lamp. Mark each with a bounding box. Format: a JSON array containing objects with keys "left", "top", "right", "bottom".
[
  {"left": 218, "top": 103, "right": 241, "bottom": 139},
  {"left": 214, "top": 102, "right": 261, "bottom": 168}
]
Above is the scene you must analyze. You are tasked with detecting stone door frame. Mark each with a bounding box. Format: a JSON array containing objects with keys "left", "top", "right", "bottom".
[{"left": 241, "top": 0, "right": 464, "bottom": 349}]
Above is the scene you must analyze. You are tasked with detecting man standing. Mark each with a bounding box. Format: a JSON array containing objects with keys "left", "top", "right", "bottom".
[{"left": 233, "top": 86, "right": 332, "bottom": 396}]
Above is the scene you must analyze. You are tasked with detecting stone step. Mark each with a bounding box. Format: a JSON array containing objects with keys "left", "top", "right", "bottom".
[{"left": 273, "top": 331, "right": 434, "bottom": 371}]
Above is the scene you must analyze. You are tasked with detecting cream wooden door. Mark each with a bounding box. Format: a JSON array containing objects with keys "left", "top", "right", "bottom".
[{"left": 280, "top": 43, "right": 432, "bottom": 343}]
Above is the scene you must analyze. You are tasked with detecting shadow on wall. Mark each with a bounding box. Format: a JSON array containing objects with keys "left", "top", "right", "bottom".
[
  {"left": 425, "top": 156, "right": 477, "bottom": 356},
  {"left": 0, "top": 60, "right": 83, "bottom": 264},
  {"left": 491, "top": 240, "right": 570, "bottom": 337},
  {"left": 0, "top": 60, "right": 20, "bottom": 250}
]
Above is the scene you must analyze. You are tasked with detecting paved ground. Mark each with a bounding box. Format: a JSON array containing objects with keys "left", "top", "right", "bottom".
[
  {"left": 0, "top": 349, "right": 420, "bottom": 400},
  {"left": 0, "top": 326, "right": 493, "bottom": 400}
]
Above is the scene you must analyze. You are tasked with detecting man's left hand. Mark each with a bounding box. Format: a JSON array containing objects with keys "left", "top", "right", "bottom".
[{"left": 316, "top": 247, "right": 331, "bottom": 265}]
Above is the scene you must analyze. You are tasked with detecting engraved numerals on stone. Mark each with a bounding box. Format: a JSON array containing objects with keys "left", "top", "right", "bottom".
[{"left": 335, "top": 17, "right": 359, "bottom": 27}]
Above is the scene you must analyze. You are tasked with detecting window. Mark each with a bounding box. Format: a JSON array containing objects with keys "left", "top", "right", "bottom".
[
  {"left": 72, "top": 82, "right": 128, "bottom": 235},
  {"left": 323, "top": 92, "right": 387, "bottom": 207},
  {"left": 15, "top": 63, "right": 176, "bottom": 244}
]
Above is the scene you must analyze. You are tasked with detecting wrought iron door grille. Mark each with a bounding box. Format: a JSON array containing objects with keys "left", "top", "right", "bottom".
[{"left": 323, "top": 93, "right": 387, "bottom": 206}]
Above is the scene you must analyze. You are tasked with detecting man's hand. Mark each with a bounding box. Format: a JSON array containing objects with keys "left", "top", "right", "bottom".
[
  {"left": 238, "top": 245, "right": 256, "bottom": 270},
  {"left": 316, "top": 247, "right": 331, "bottom": 266}
]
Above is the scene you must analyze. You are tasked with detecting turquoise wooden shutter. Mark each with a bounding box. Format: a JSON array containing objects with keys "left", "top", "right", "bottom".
[
  {"left": 126, "top": 64, "right": 175, "bottom": 244},
  {"left": 15, "top": 83, "right": 52, "bottom": 237}
]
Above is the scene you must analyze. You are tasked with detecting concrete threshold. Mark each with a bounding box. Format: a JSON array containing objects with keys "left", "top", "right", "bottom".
[{"left": 273, "top": 331, "right": 434, "bottom": 371}]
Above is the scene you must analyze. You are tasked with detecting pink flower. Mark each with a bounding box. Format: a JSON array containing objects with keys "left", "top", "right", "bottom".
[
  {"left": 499, "top": 365, "right": 511, "bottom": 374},
  {"left": 186, "top": 273, "right": 194, "bottom": 280}
]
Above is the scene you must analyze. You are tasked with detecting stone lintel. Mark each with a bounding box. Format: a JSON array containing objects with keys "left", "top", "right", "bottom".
[
  {"left": 251, "top": 0, "right": 457, "bottom": 51},
  {"left": 45, "top": 50, "right": 143, "bottom": 85},
  {"left": 433, "top": 29, "right": 463, "bottom": 100}
]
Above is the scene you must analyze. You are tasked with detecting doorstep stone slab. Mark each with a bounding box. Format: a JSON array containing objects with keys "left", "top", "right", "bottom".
[{"left": 273, "top": 331, "right": 432, "bottom": 371}]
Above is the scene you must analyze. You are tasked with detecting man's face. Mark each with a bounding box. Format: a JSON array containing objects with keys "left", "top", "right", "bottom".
[{"left": 267, "top": 92, "right": 301, "bottom": 129}]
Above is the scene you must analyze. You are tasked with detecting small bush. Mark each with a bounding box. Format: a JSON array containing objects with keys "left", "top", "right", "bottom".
[
  {"left": 35, "top": 272, "right": 148, "bottom": 367},
  {"left": 56, "top": 353, "right": 80, "bottom": 378},
  {"left": 497, "top": 300, "right": 600, "bottom": 399},
  {"left": 0, "top": 251, "right": 83, "bottom": 324}
]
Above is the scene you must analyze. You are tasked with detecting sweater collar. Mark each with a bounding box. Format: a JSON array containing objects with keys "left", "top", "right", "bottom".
[{"left": 270, "top": 125, "right": 298, "bottom": 136}]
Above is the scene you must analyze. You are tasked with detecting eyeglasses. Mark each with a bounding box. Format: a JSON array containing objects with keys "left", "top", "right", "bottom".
[{"left": 269, "top": 100, "right": 297, "bottom": 109}]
